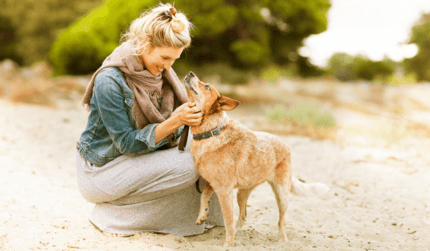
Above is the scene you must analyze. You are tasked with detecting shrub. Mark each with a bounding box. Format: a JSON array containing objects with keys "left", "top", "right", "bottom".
[
  {"left": 327, "top": 53, "right": 356, "bottom": 82},
  {"left": 405, "top": 13, "right": 430, "bottom": 81},
  {"left": 49, "top": 0, "right": 157, "bottom": 75},
  {"left": 1, "top": 0, "right": 102, "bottom": 66},
  {"left": 259, "top": 64, "right": 292, "bottom": 84},
  {"left": 266, "top": 102, "right": 336, "bottom": 129},
  {"left": 174, "top": 62, "right": 257, "bottom": 85},
  {"left": 327, "top": 53, "right": 396, "bottom": 82},
  {"left": 265, "top": 101, "right": 337, "bottom": 140},
  {"left": 50, "top": 0, "right": 331, "bottom": 75}
]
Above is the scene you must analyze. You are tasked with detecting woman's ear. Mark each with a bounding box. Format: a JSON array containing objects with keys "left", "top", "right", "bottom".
[{"left": 218, "top": 96, "right": 240, "bottom": 111}]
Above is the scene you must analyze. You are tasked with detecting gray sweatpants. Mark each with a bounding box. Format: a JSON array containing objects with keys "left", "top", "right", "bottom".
[{"left": 75, "top": 137, "right": 224, "bottom": 236}]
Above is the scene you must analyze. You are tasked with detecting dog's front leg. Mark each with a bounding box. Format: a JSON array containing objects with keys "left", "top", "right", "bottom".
[
  {"left": 196, "top": 182, "right": 214, "bottom": 224},
  {"left": 216, "top": 188, "right": 235, "bottom": 247}
]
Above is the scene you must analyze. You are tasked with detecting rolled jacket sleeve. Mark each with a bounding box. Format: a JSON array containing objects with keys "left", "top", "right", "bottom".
[{"left": 93, "top": 70, "right": 177, "bottom": 155}]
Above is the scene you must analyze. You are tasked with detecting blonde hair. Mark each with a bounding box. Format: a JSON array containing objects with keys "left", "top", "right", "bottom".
[{"left": 122, "top": 3, "right": 192, "bottom": 54}]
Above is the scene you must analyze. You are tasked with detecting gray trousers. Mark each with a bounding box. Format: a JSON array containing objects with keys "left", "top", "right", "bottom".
[{"left": 75, "top": 138, "right": 224, "bottom": 236}]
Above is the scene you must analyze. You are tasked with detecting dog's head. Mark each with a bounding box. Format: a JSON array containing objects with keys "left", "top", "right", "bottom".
[{"left": 184, "top": 71, "right": 239, "bottom": 116}]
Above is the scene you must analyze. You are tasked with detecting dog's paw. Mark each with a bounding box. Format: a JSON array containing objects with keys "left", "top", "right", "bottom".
[
  {"left": 279, "top": 234, "right": 288, "bottom": 243},
  {"left": 223, "top": 242, "right": 234, "bottom": 248},
  {"left": 196, "top": 218, "right": 206, "bottom": 225},
  {"left": 235, "top": 220, "right": 244, "bottom": 229}
]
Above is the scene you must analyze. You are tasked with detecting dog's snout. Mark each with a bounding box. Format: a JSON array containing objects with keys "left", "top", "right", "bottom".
[{"left": 188, "top": 71, "right": 196, "bottom": 77}]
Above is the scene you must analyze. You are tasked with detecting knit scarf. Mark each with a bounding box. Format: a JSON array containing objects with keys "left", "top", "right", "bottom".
[{"left": 82, "top": 41, "right": 188, "bottom": 146}]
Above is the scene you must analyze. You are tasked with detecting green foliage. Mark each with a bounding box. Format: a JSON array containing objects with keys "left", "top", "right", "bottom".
[
  {"left": 296, "top": 55, "right": 324, "bottom": 78},
  {"left": 50, "top": 0, "right": 330, "bottom": 75},
  {"left": 327, "top": 53, "right": 356, "bottom": 82},
  {"left": 405, "top": 13, "right": 430, "bottom": 81},
  {"left": 327, "top": 53, "right": 396, "bottom": 82},
  {"left": 0, "top": 0, "right": 103, "bottom": 66},
  {"left": 184, "top": 62, "right": 255, "bottom": 85},
  {"left": 265, "top": 102, "right": 336, "bottom": 129},
  {"left": 49, "top": 0, "right": 158, "bottom": 75},
  {"left": 178, "top": 0, "right": 330, "bottom": 69},
  {"left": 50, "top": 29, "right": 116, "bottom": 75},
  {"left": 0, "top": 12, "right": 22, "bottom": 64},
  {"left": 259, "top": 64, "right": 292, "bottom": 83},
  {"left": 230, "top": 39, "right": 270, "bottom": 67}
]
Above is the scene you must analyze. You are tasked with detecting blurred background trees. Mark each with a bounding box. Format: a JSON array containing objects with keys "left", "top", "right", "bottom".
[
  {"left": 1, "top": 0, "right": 429, "bottom": 84},
  {"left": 326, "top": 53, "right": 396, "bottom": 82},
  {"left": 48, "top": 0, "right": 331, "bottom": 77},
  {"left": 405, "top": 13, "right": 430, "bottom": 82},
  {"left": 0, "top": 0, "right": 103, "bottom": 66}
]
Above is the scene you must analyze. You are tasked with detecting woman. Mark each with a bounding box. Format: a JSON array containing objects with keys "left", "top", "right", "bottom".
[{"left": 75, "top": 3, "right": 223, "bottom": 237}]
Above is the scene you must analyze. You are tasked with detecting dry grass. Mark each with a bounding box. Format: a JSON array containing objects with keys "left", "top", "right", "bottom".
[
  {"left": 407, "top": 122, "right": 430, "bottom": 138},
  {"left": 365, "top": 83, "right": 386, "bottom": 105},
  {"left": 8, "top": 76, "right": 86, "bottom": 107},
  {"left": 9, "top": 78, "right": 55, "bottom": 106},
  {"left": 260, "top": 122, "right": 338, "bottom": 140}
]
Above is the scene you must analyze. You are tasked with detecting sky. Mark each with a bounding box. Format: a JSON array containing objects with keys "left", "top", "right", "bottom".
[{"left": 300, "top": 0, "right": 430, "bottom": 67}]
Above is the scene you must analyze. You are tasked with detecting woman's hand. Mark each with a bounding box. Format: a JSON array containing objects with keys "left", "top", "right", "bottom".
[{"left": 172, "top": 102, "right": 202, "bottom": 126}]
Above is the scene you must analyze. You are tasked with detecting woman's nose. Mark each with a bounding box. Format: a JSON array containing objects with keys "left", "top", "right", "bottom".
[{"left": 164, "top": 61, "right": 174, "bottom": 71}]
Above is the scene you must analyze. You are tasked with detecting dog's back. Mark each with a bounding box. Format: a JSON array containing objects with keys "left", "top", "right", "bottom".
[{"left": 191, "top": 118, "right": 291, "bottom": 190}]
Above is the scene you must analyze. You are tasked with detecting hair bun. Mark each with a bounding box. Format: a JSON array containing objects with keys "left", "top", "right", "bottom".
[{"left": 171, "top": 18, "right": 185, "bottom": 33}]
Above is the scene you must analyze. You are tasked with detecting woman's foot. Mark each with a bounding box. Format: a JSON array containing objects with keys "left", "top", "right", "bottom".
[
  {"left": 102, "top": 231, "right": 135, "bottom": 238},
  {"left": 90, "top": 220, "right": 135, "bottom": 238}
]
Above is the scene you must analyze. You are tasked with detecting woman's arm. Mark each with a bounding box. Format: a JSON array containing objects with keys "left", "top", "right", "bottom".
[
  {"left": 93, "top": 69, "right": 176, "bottom": 154},
  {"left": 154, "top": 102, "right": 202, "bottom": 143}
]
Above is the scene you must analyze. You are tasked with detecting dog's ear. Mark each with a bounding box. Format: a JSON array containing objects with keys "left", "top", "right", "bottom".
[{"left": 218, "top": 96, "right": 240, "bottom": 111}]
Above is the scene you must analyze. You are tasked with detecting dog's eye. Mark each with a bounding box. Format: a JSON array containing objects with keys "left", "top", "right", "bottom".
[{"left": 205, "top": 85, "right": 211, "bottom": 91}]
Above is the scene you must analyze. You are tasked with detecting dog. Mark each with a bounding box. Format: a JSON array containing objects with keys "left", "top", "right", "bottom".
[{"left": 183, "top": 71, "right": 329, "bottom": 247}]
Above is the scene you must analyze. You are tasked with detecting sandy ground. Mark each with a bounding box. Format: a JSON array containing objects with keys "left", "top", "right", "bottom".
[{"left": 1, "top": 82, "right": 430, "bottom": 250}]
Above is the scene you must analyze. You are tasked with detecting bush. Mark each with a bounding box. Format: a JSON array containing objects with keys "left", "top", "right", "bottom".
[
  {"left": 189, "top": 63, "right": 255, "bottom": 85},
  {"left": 50, "top": 30, "right": 115, "bottom": 75},
  {"left": 327, "top": 53, "right": 356, "bottom": 82},
  {"left": 51, "top": 0, "right": 331, "bottom": 75},
  {"left": 327, "top": 53, "right": 396, "bottom": 82},
  {"left": 405, "top": 13, "right": 430, "bottom": 81},
  {"left": 1, "top": 0, "right": 102, "bottom": 66},
  {"left": 265, "top": 102, "right": 336, "bottom": 129},
  {"left": 0, "top": 13, "right": 22, "bottom": 64},
  {"left": 49, "top": 0, "right": 157, "bottom": 75},
  {"left": 265, "top": 101, "right": 337, "bottom": 140}
]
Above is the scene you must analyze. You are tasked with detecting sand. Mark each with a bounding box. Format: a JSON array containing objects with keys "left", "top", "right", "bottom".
[{"left": 1, "top": 88, "right": 430, "bottom": 250}]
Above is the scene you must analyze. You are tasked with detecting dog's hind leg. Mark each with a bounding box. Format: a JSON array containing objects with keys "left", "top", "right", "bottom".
[
  {"left": 236, "top": 185, "right": 258, "bottom": 229},
  {"left": 196, "top": 182, "right": 214, "bottom": 225},
  {"left": 269, "top": 160, "right": 293, "bottom": 243}
]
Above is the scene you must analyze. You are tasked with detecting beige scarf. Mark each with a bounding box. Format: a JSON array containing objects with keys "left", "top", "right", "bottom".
[{"left": 82, "top": 41, "right": 188, "bottom": 145}]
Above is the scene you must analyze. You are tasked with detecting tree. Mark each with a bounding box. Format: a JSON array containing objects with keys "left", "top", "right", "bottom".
[
  {"left": 0, "top": 13, "right": 21, "bottom": 64},
  {"left": 327, "top": 53, "right": 356, "bottom": 82},
  {"left": 0, "top": 0, "right": 102, "bottom": 65},
  {"left": 50, "top": 0, "right": 331, "bottom": 75},
  {"left": 405, "top": 13, "right": 430, "bottom": 82},
  {"left": 327, "top": 53, "right": 396, "bottom": 82}
]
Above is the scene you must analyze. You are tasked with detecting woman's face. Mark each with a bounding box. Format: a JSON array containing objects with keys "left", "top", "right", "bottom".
[{"left": 141, "top": 45, "right": 184, "bottom": 76}]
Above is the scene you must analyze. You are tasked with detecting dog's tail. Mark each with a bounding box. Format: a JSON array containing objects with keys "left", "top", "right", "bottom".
[{"left": 291, "top": 177, "right": 329, "bottom": 197}]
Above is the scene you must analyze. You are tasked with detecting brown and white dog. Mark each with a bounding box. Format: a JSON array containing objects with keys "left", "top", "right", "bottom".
[{"left": 183, "top": 71, "right": 329, "bottom": 247}]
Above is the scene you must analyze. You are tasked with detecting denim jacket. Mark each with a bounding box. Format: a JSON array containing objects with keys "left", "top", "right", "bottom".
[{"left": 77, "top": 67, "right": 184, "bottom": 166}]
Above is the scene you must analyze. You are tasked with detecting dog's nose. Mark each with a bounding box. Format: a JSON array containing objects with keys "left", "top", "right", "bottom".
[{"left": 188, "top": 71, "right": 195, "bottom": 77}]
